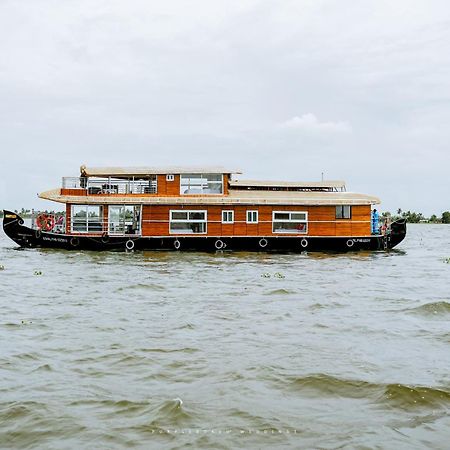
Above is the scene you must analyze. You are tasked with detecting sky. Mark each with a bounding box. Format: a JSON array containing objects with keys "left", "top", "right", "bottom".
[{"left": 0, "top": 0, "right": 449, "bottom": 215}]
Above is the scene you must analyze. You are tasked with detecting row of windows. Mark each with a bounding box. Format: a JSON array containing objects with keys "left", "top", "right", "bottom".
[
  {"left": 70, "top": 205, "right": 352, "bottom": 234},
  {"left": 169, "top": 210, "right": 308, "bottom": 234}
]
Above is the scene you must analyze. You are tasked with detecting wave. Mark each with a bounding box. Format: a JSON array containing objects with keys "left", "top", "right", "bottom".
[
  {"left": 116, "top": 283, "right": 165, "bottom": 292},
  {"left": 138, "top": 347, "right": 198, "bottom": 354},
  {"left": 128, "top": 398, "right": 194, "bottom": 431},
  {"left": 383, "top": 383, "right": 450, "bottom": 409},
  {"left": 285, "top": 373, "right": 450, "bottom": 409},
  {"left": 287, "top": 373, "right": 378, "bottom": 399},
  {"left": 264, "top": 288, "right": 295, "bottom": 295},
  {"left": 407, "top": 301, "right": 450, "bottom": 316}
]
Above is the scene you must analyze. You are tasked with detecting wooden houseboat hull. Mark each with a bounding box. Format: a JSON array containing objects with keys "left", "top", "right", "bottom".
[{"left": 3, "top": 211, "right": 406, "bottom": 252}]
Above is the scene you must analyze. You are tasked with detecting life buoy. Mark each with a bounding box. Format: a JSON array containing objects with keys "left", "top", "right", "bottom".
[
  {"left": 174, "top": 239, "right": 181, "bottom": 250},
  {"left": 36, "top": 214, "right": 55, "bottom": 232},
  {"left": 346, "top": 239, "right": 354, "bottom": 248},
  {"left": 70, "top": 237, "right": 80, "bottom": 247},
  {"left": 300, "top": 238, "right": 308, "bottom": 248},
  {"left": 126, "top": 240, "right": 135, "bottom": 250},
  {"left": 259, "top": 238, "right": 268, "bottom": 248},
  {"left": 215, "top": 239, "right": 224, "bottom": 250}
]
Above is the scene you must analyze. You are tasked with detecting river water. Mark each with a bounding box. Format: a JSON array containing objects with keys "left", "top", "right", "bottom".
[{"left": 0, "top": 224, "right": 449, "bottom": 449}]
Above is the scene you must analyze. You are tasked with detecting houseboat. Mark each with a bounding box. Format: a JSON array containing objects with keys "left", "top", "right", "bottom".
[{"left": 2, "top": 165, "right": 406, "bottom": 252}]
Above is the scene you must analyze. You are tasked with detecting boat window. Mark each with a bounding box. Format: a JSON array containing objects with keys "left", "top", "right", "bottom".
[
  {"left": 180, "top": 174, "right": 223, "bottom": 195},
  {"left": 170, "top": 210, "right": 207, "bottom": 234},
  {"left": 272, "top": 211, "right": 308, "bottom": 234},
  {"left": 71, "top": 205, "right": 103, "bottom": 233},
  {"left": 222, "top": 210, "right": 234, "bottom": 224},
  {"left": 336, "top": 205, "right": 351, "bottom": 219},
  {"left": 108, "top": 205, "right": 141, "bottom": 235},
  {"left": 246, "top": 210, "right": 258, "bottom": 224}
]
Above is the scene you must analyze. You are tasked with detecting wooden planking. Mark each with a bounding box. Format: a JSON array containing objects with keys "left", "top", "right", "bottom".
[
  {"left": 64, "top": 203, "right": 371, "bottom": 237},
  {"left": 156, "top": 174, "right": 180, "bottom": 195},
  {"left": 223, "top": 174, "right": 229, "bottom": 196},
  {"left": 335, "top": 223, "right": 352, "bottom": 236},
  {"left": 66, "top": 204, "right": 71, "bottom": 233},
  {"left": 140, "top": 204, "right": 372, "bottom": 237},
  {"left": 61, "top": 188, "right": 86, "bottom": 196}
]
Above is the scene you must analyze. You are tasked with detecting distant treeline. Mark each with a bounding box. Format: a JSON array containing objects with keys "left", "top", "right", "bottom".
[
  {"left": 382, "top": 209, "right": 450, "bottom": 224},
  {"left": 0, "top": 209, "right": 65, "bottom": 219},
  {"left": 1, "top": 208, "right": 449, "bottom": 224}
]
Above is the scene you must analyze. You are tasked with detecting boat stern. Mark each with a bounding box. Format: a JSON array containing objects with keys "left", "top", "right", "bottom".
[{"left": 388, "top": 218, "right": 407, "bottom": 249}]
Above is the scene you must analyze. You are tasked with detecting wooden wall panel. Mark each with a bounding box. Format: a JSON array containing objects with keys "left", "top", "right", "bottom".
[
  {"left": 156, "top": 174, "right": 180, "bottom": 196},
  {"left": 66, "top": 204, "right": 71, "bottom": 234},
  {"left": 309, "top": 222, "right": 336, "bottom": 236},
  {"left": 61, "top": 188, "right": 86, "bottom": 196},
  {"left": 135, "top": 204, "right": 372, "bottom": 237},
  {"left": 223, "top": 174, "right": 229, "bottom": 196},
  {"left": 352, "top": 222, "right": 371, "bottom": 236},
  {"left": 336, "top": 223, "right": 352, "bottom": 236}
]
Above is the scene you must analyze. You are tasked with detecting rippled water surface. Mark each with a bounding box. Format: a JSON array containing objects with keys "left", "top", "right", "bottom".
[{"left": 0, "top": 224, "right": 449, "bottom": 449}]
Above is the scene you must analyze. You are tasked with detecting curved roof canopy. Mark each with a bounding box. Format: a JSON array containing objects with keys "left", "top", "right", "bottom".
[
  {"left": 229, "top": 179, "right": 346, "bottom": 190},
  {"left": 80, "top": 165, "right": 242, "bottom": 177},
  {"left": 40, "top": 188, "right": 380, "bottom": 206}
]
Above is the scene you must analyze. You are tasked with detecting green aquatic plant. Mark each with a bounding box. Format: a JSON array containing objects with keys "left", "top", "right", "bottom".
[
  {"left": 262, "top": 272, "right": 286, "bottom": 278},
  {"left": 34, "top": 270, "right": 43, "bottom": 276},
  {"left": 444, "top": 258, "right": 450, "bottom": 264},
  {"left": 0, "top": 264, "right": 5, "bottom": 270}
]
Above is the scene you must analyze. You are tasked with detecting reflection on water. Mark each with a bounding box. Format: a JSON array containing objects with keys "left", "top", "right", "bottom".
[{"left": 0, "top": 224, "right": 449, "bottom": 449}]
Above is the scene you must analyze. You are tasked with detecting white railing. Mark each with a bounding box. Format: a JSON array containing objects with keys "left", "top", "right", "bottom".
[
  {"left": 62, "top": 177, "right": 83, "bottom": 188},
  {"left": 62, "top": 177, "right": 157, "bottom": 195},
  {"left": 30, "top": 211, "right": 66, "bottom": 233}
]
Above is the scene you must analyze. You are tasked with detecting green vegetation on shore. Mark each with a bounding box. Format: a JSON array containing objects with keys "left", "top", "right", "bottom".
[
  {"left": 381, "top": 209, "right": 450, "bottom": 224},
  {"left": 0, "top": 209, "right": 65, "bottom": 219},
  {"left": 0, "top": 208, "right": 448, "bottom": 223}
]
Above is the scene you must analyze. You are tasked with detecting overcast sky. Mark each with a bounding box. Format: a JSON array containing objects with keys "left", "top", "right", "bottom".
[{"left": 0, "top": 0, "right": 449, "bottom": 215}]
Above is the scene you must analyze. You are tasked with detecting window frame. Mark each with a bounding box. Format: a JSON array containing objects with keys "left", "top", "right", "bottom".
[
  {"left": 246, "top": 210, "right": 259, "bottom": 224},
  {"left": 180, "top": 173, "right": 224, "bottom": 195},
  {"left": 222, "top": 210, "right": 234, "bottom": 224},
  {"left": 336, "top": 205, "right": 352, "bottom": 219},
  {"left": 272, "top": 210, "right": 308, "bottom": 234},
  {"left": 70, "top": 204, "right": 104, "bottom": 234},
  {"left": 169, "top": 209, "right": 208, "bottom": 234},
  {"left": 108, "top": 204, "right": 142, "bottom": 236}
]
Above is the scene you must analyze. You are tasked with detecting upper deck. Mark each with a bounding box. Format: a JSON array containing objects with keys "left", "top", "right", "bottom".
[{"left": 42, "top": 165, "right": 380, "bottom": 206}]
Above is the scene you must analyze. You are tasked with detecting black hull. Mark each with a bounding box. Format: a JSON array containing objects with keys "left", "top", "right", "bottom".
[{"left": 2, "top": 211, "right": 406, "bottom": 253}]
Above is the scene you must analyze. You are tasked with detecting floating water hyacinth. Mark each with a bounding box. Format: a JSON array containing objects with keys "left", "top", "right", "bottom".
[
  {"left": 444, "top": 258, "right": 450, "bottom": 264},
  {"left": 261, "top": 272, "right": 286, "bottom": 278},
  {"left": 0, "top": 264, "right": 5, "bottom": 270},
  {"left": 34, "top": 270, "right": 43, "bottom": 276}
]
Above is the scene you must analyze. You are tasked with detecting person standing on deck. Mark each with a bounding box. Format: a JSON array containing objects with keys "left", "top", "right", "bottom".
[{"left": 371, "top": 209, "right": 379, "bottom": 234}]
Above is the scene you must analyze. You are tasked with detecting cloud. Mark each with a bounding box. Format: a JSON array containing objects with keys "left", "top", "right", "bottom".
[{"left": 278, "top": 114, "right": 352, "bottom": 134}]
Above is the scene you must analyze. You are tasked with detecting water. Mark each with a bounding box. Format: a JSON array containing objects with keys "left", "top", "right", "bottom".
[{"left": 0, "top": 224, "right": 449, "bottom": 449}]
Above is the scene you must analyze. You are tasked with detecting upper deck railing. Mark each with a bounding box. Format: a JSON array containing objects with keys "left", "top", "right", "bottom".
[{"left": 62, "top": 177, "right": 157, "bottom": 195}]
